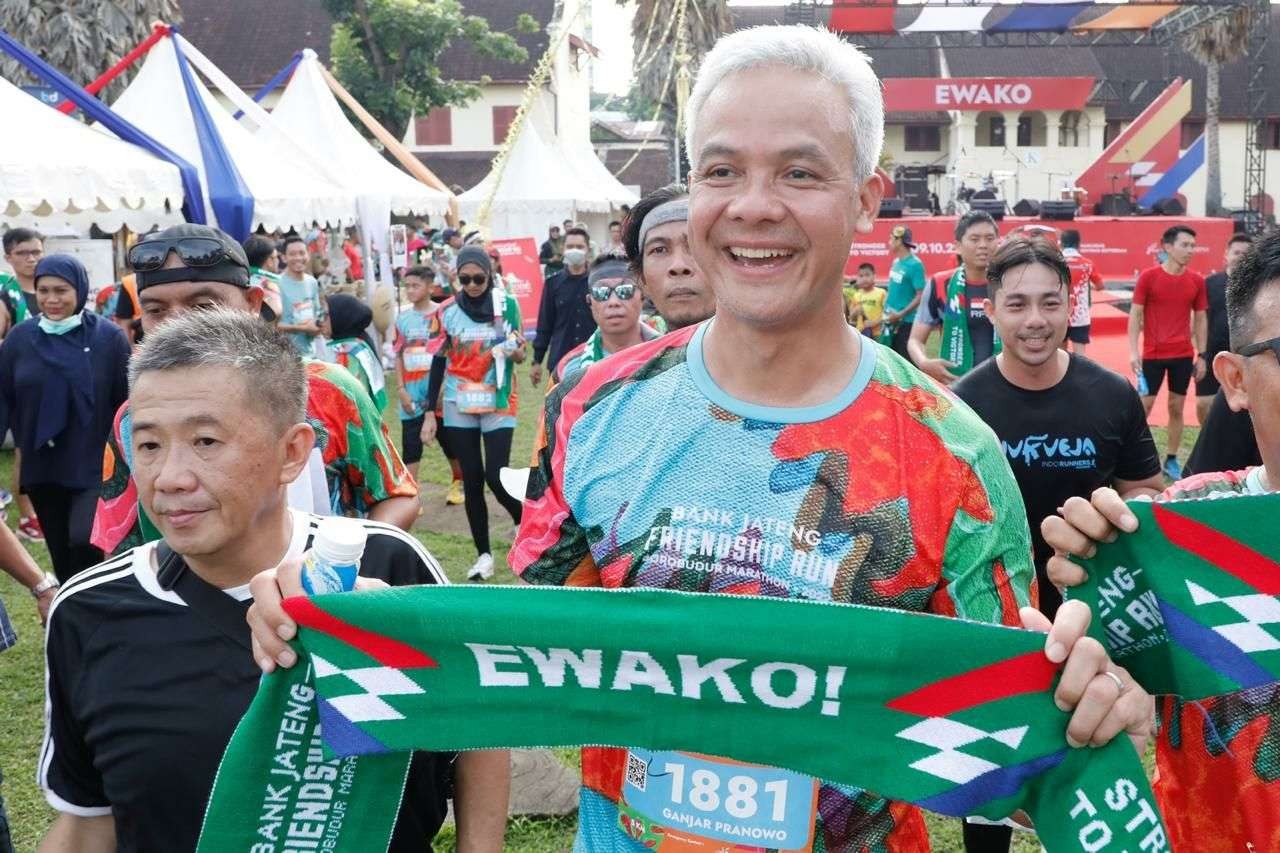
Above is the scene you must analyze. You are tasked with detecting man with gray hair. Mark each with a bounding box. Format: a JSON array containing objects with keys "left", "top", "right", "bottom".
[
  {"left": 249, "top": 24, "right": 1152, "bottom": 851},
  {"left": 38, "top": 308, "right": 508, "bottom": 852}
]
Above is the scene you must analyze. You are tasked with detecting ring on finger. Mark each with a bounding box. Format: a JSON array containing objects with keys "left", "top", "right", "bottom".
[{"left": 1101, "top": 670, "right": 1126, "bottom": 694}]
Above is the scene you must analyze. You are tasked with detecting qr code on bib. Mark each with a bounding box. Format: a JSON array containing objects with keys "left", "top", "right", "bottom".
[{"left": 625, "top": 753, "right": 648, "bottom": 791}]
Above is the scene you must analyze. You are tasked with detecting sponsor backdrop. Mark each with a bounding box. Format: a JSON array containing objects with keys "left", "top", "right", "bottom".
[
  {"left": 848, "top": 216, "right": 1236, "bottom": 283},
  {"left": 489, "top": 237, "right": 545, "bottom": 332},
  {"left": 883, "top": 77, "right": 1094, "bottom": 112}
]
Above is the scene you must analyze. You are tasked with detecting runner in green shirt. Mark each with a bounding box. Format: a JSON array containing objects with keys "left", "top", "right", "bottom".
[{"left": 882, "top": 224, "right": 926, "bottom": 358}]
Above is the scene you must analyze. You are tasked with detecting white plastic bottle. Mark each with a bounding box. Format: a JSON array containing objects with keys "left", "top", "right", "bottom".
[{"left": 300, "top": 518, "right": 368, "bottom": 595}]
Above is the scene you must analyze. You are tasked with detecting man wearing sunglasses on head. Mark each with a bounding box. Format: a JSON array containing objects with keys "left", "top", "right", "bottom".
[
  {"left": 1042, "top": 228, "right": 1280, "bottom": 853},
  {"left": 91, "top": 223, "right": 421, "bottom": 558},
  {"left": 553, "top": 257, "right": 661, "bottom": 383}
]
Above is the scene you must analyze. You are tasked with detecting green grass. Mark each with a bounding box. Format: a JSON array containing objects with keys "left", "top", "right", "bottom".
[{"left": 0, "top": 360, "right": 1199, "bottom": 851}]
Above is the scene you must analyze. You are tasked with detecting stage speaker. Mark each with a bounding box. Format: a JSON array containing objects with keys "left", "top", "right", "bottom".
[
  {"left": 1152, "top": 197, "right": 1185, "bottom": 216},
  {"left": 879, "top": 197, "right": 905, "bottom": 218},
  {"left": 1012, "top": 199, "right": 1040, "bottom": 217},
  {"left": 1097, "top": 193, "right": 1133, "bottom": 216},
  {"left": 1040, "top": 200, "right": 1077, "bottom": 221},
  {"left": 969, "top": 198, "right": 1006, "bottom": 220}
]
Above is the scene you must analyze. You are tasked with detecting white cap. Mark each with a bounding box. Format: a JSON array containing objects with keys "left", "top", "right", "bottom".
[{"left": 313, "top": 517, "right": 368, "bottom": 567}]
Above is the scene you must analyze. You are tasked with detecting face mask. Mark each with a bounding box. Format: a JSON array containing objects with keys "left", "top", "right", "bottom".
[
  {"left": 563, "top": 248, "right": 588, "bottom": 268},
  {"left": 38, "top": 312, "right": 83, "bottom": 336}
]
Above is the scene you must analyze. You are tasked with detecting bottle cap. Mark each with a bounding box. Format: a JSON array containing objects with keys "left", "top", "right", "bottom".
[{"left": 313, "top": 518, "right": 367, "bottom": 566}]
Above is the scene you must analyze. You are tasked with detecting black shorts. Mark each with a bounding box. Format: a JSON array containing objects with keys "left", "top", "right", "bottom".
[
  {"left": 1196, "top": 361, "right": 1221, "bottom": 396},
  {"left": 1066, "top": 325, "right": 1091, "bottom": 344},
  {"left": 401, "top": 414, "right": 426, "bottom": 464},
  {"left": 1142, "top": 357, "right": 1194, "bottom": 397}
]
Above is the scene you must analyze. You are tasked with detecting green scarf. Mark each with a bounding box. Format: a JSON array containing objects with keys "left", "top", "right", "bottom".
[
  {"left": 199, "top": 586, "right": 1164, "bottom": 852},
  {"left": 939, "top": 266, "right": 1001, "bottom": 377},
  {"left": 1069, "top": 492, "right": 1280, "bottom": 699}
]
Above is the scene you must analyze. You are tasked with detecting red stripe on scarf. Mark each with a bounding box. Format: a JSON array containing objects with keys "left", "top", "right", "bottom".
[
  {"left": 1152, "top": 503, "right": 1280, "bottom": 595},
  {"left": 283, "top": 596, "right": 438, "bottom": 668},
  {"left": 887, "top": 651, "right": 1056, "bottom": 716}
]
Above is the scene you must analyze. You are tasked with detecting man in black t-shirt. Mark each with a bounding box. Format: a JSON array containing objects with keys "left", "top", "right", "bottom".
[
  {"left": 952, "top": 234, "right": 1164, "bottom": 853},
  {"left": 39, "top": 309, "right": 509, "bottom": 851},
  {"left": 1197, "top": 233, "right": 1253, "bottom": 423}
]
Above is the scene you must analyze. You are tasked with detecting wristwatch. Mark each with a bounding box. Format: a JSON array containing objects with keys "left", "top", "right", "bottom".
[{"left": 31, "top": 573, "right": 59, "bottom": 598}]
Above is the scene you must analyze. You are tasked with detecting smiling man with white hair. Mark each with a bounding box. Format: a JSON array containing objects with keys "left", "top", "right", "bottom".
[{"left": 246, "top": 23, "right": 1157, "bottom": 852}]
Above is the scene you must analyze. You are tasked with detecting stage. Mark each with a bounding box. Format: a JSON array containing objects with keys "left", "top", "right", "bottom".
[{"left": 847, "top": 215, "right": 1236, "bottom": 284}]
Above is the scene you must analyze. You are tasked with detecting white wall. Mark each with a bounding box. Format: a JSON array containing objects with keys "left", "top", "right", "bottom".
[{"left": 408, "top": 84, "right": 540, "bottom": 152}]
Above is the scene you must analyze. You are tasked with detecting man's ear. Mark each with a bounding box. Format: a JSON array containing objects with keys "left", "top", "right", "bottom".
[
  {"left": 982, "top": 297, "right": 997, "bottom": 324},
  {"left": 853, "top": 173, "right": 886, "bottom": 235},
  {"left": 279, "top": 422, "right": 317, "bottom": 485},
  {"left": 1214, "top": 352, "right": 1250, "bottom": 412}
]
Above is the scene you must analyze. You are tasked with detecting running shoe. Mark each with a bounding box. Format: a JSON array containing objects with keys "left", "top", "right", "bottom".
[
  {"left": 1163, "top": 457, "right": 1182, "bottom": 480},
  {"left": 446, "top": 479, "right": 464, "bottom": 506},
  {"left": 17, "top": 515, "right": 43, "bottom": 542},
  {"left": 467, "top": 553, "right": 494, "bottom": 582},
  {"left": 0, "top": 489, "right": 12, "bottom": 509}
]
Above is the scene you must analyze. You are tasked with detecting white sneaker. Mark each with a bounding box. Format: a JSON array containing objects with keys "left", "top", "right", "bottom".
[{"left": 467, "top": 553, "right": 495, "bottom": 582}]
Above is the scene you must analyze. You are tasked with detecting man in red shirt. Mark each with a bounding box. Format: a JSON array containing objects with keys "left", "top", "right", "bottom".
[
  {"left": 1129, "top": 224, "right": 1208, "bottom": 479},
  {"left": 1061, "top": 228, "right": 1104, "bottom": 357}
]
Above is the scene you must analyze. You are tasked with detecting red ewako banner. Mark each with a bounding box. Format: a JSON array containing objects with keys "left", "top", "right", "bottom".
[
  {"left": 849, "top": 216, "right": 1235, "bottom": 283},
  {"left": 883, "top": 78, "right": 1094, "bottom": 112},
  {"left": 490, "top": 237, "right": 544, "bottom": 332}
]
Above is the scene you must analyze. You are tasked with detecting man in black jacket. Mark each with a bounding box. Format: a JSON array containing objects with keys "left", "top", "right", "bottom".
[{"left": 530, "top": 227, "right": 595, "bottom": 385}]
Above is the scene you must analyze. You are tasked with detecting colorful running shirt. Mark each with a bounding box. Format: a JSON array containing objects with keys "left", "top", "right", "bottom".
[
  {"left": 91, "top": 359, "right": 417, "bottom": 556},
  {"left": 554, "top": 325, "right": 662, "bottom": 383},
  {"left": 511, "top": 322, "right": 1036, "bottom": 852},
  {"left": 1064, "top": 249, "right": 1103, "bottom": 328},
  {"left": 0, "top": 271, "right": 35, "bottom": 326},
  {"left": 1148, "top": 466, "right": 1278, "bottom": 853},
  {"left": 394, "top": 303, "right": 443, "bottom": 421},
  {"left": 429, "top": 290, "right": 522, "bottom": 418},
  {"left": 279, "top": 272, "right": 323, "bottom": 355},
  {"left": 330, "top": 337, "right": 388, "bottom": 412}
]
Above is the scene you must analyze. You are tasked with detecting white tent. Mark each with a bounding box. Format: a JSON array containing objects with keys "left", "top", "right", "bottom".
[
  {"left": 0, "top": 74, "right": 183, "bottom": 233},
  {"left": 106, "top": 37, "right": 357, "bottom": 233},
  {"left": 460, "top": 120, "right": 629, "bottom": 242}
]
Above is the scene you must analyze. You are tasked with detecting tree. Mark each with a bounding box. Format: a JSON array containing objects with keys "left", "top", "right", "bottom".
[
  {"left": 0, "top": 0, "right": 181, "bottom": 98},
  {"left": 323, "top": 0, "right": 536, "bottom": 138},
  {"left": 1182, "top": 8, "right": 1254, "bottom": 216},
  {"left": 625, "top": 0, "right": 730, "bottom": 127}
]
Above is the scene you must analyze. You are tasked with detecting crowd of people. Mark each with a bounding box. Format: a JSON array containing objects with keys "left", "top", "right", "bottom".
[{"left": 0, "top": 20, "right": 1275, "bottom": 853}]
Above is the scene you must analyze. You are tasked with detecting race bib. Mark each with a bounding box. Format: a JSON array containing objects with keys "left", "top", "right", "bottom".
[
  {"left": 291, "top": 299, "right": 315, "bottom": 325},
  {"left": 353, "top": 347, "right": 385, "bottom": 395},
  {"left": 618, "top": 750, "right": 818, "bottom": 851},
  {"left": 403, "top": 345, "right": 432, "bottom": 373},
  {"left": 457, "top": 382, "right": 496, "bottom": 414}
]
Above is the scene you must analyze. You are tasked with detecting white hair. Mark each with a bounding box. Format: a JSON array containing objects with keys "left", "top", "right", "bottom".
[{"left": 684, "top": 25, "right": 884, "bottom": 183}]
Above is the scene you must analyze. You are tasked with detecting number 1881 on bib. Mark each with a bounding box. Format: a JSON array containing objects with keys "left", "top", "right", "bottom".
[{"left": 619, "top": 749, "right": 818, "bottom": 851}]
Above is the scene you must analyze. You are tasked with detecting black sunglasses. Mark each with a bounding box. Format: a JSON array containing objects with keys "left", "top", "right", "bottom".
[
  {"left": 1234, "top": 335, "right": 1280, "bottom": 364},
  {"left": 128, "top": 237, "right": 241, "bottom": 272},
  {"left": 590, "top": 282, "right": 637, "bottom": 302},
  {"left": 458, "top": 273, "right": 488, "bottom": 286}
]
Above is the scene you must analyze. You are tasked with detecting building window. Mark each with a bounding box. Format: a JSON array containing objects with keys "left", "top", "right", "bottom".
[
  {"left": 414, "top": 108, "right": 452, "bottom": 146},
  {"left": 977, "top": 112, "right": 1005, "bottom": 147},
  {"left": 1180, "top": 119, "right": 1205, "bottom": 149},
  {"left": 492, "top": 105, "right": 518, "bottom": 145},
  {"left": 1256, "top": 119, "right": 1280, "bottom": 150},
  {"left": 904, "top": 125, "right": 941, "bottom": 152},
  {"left": 1016, "top": 111, "right": 1046, "bottom": 147},
  {"left": 1103, "top": 119, "right": 1123, "bottom": 147},
  {"left": 1058, "top": 111, "right": 1086, "bottom": 147}
]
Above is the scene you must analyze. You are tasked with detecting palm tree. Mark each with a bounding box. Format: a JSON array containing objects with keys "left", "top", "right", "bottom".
[
  {"left": 1182, "top": 7, "right": 1254, "bottom": 216},
  {"left": 0, "top": 0, "right": 181, "bottom": 98},
  {"left": 626, "top": 0, "right": 730, "bottom": 126}
]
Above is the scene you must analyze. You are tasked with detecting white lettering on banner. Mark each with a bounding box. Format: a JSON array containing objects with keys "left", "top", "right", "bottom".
[
  {"left": 934, "top": 83, "right": 1034, "bottom": 107},
  {"left": 254, "top": 677, "right": 349, "bottom": 852},
  {"left": 467, "top": 646, "right": 846, "bottom": 716},
  {"left": 1068, "top": 782, "right": 1168, "bottom": 852}
]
